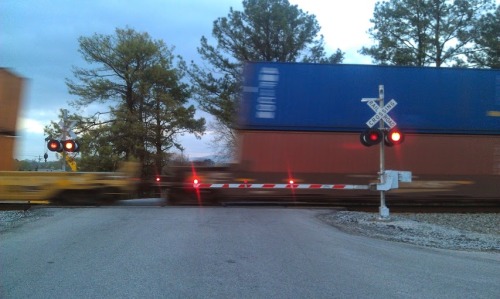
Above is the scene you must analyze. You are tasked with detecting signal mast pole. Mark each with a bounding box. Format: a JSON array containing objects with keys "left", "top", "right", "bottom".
[
  {"left": 378, "top": 85, "right": 389, "bottom": 219},
  {"left": 61, "top": 109, "right": 68, "bottom": 172},
  {"left": 362, "top": 85, "right": 404, "bottom": 219}
]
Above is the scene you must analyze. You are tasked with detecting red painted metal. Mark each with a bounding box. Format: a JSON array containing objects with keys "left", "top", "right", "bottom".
[
  {"left": 194, "top": 183, "right": 369, "bottom": 190},
  {"left": 237, "top": 131, "right": 499, "bottom": 176}
]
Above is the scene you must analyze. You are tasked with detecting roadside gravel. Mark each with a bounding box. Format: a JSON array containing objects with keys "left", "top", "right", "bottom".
[
  {"left": 0, "top": 209, "right": 56, "bottom": 233},
  {"left": 1, "top": 208, "right": 499, "bottom": 252},
  {"left": 318, "top": 211, "right": 500, "bottom": 252}
]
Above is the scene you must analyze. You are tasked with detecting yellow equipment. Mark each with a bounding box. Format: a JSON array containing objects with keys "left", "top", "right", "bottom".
[{"left": 0, "top": 69, "right": 140, "bottom": 205}]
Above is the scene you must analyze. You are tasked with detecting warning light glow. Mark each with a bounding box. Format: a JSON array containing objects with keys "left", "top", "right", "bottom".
[
  {"left": 390, "top": 132, "right": 401, "bottom": 142},
  {"left": 47, "top": 139, "right": 62, "bottom": 152},
  {"left": 385, "top": 128, "right": 404, "bottom": 146},
  {"left": 64, "top": 141, "right": 74, "bottom": 151}
]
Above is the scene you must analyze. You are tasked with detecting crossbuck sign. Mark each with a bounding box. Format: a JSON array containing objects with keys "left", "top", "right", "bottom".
[{"left": 365, "top": 99, "right": 398, "bottom": 128}]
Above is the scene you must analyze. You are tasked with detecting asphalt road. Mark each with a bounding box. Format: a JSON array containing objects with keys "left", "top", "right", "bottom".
[{"left": 1, "top": 205, "right": 499, "bottom": 298}]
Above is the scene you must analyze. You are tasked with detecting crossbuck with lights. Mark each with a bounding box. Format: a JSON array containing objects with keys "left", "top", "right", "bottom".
[
  {"left": 191, "top": 85, "right": 412, "bottom": 220},
  {"left": 360, "top": 85, "right": 412, "bottom": 219}
]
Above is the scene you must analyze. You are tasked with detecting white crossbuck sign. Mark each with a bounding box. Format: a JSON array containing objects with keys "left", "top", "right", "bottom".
[
  {"left": 365, "top": 99, "right": 398, "bottom": 128},
  {"left": 57, "top": 120, "right": 77, "bottom": 140}
]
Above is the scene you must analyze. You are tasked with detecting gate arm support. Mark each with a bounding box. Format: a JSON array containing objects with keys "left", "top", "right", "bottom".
[{"left": 375, "top": 170, "right": 412, "bottom": 191}]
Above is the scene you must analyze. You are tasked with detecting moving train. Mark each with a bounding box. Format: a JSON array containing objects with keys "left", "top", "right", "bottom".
[{"left": 167, "top": 62, "right": 500, "bottom": 206}]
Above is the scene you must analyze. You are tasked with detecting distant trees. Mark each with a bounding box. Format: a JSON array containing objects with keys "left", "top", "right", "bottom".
[
  {"left": 65, "top": 28, "right": 205, "bottom": 175},
  {"left": 188, "top": 0, "right": 344, "bottom": 159},
  {"left": 16, "top": 159, "right": 62, "bottom": 171},
  {"left": 360, "top": 0, "right": 497, "bottom": 67}
]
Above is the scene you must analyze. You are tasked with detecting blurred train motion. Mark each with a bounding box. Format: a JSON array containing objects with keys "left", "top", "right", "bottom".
[
  {"left": 0, "top": 68, "right": 139, "bottom": 205},
  {"left": 166, "top": 62, "right": 500, "bottom": 206},
  {"left": 2, "top": 63, "right": 499, "bottom": 207}
]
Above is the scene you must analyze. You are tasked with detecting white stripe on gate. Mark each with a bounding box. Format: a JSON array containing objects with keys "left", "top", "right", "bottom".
[{"left": 194, "top": 183, "right": 370, "bottom": 190}]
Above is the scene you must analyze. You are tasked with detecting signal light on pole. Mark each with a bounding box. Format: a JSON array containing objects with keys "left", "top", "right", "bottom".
[
  {"left": 48, "top": 139, "right": 79, "bottom": 152},
  {"left": 47, "top": 139, "right": 63, "bottom": 152},
  {"left": 360, "top": 128, "right": 383, "bottom": 147},
  {"left": 384, "top": 128, "right": 404, "bottom": 146},
  {"left": 62, "top": 140, "right": 79, "bottom": 152}
]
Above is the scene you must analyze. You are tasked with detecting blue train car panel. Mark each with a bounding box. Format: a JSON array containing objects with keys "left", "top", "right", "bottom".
[{"left": 238, "top": 62, "right": 500, "bottom": 134}]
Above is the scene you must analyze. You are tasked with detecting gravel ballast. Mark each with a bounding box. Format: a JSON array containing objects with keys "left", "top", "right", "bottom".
[
  {"left": 0, "top": 209, "right": 56, "bottom": 233},
  {"left": 1, "top": 208, "right": 499, "bottom": 252},
  {"left": 318, "top": 211, "right": 500, "bottom": 252}
]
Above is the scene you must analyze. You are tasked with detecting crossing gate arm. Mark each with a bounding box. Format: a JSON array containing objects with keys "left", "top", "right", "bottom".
[
  {"left": 193, "top": 171, "right": 411, "bottom": 191},
  {"left": 194, "top": 183, "right": 370, "bottom": 190}
]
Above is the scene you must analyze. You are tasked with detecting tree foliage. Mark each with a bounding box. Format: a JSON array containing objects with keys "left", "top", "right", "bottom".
[
  {"left": 65, "top": 28, "right": 205, "bottom": 175},
  {"left": 189, "top": 0, "right": 343, "bottom": 159},
  {"left": 360, "top": 0, "right": 496, "bottom": 67},
  {"left": 468, "top": 5, "right": 500, "bottom": 68}
]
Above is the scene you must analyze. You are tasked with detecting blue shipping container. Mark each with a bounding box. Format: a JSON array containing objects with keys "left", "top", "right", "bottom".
[{"left": 238, "top": 62, "right": 500, "bottom": 134}]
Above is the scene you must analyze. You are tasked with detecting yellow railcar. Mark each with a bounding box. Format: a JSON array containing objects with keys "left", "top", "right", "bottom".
[{"left": 0, "top": 162, "right": 139, "bottom": 205}]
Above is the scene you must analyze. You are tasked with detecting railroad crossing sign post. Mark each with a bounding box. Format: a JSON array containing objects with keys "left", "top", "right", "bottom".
[
  {"left": 362, "top": 85, "right": 394, "bottom": 220},
  {"left": 54, "top": 109, "right": 77, "bottom": 171}
]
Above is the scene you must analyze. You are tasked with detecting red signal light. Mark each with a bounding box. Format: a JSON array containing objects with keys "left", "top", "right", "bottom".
[
  {"left": 360, "top": 128, "right": 383, "bottom": 146},
  {"left": 391, "top": 132, "right": 401, "bottom": 142},
  {"left": 369, "top": 132, "right": 379, "bottom": 141},
  {"left": 193, "top": 178, "right": 201, "bottom": 189},
  {"left": 156, "top": 177, "right": 161, "bottom": 182},
  {"left": 47, "top": 139, "right": 62, "bottom": 152},
  {"left": 63, "top": 140, "right": 79, "bottom": 152},
  {"left": 385, "top": 128, "right": 404, "bottom": 146}
]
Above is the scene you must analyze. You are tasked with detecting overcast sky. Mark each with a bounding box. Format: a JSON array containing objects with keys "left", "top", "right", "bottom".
[{"left": 2, "top": 0, "right": 394, "bottom": 162}]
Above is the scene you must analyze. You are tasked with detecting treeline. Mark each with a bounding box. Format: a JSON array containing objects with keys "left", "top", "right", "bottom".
[{"left": 16, "top": 159, "right": 64, "bottom": 171}]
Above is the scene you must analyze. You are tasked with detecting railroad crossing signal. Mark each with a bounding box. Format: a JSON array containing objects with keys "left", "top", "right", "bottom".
[
  {"left": 360, "top": 127, "right": 405, "bottom": 147},
  {"left": 361, "top": 94, "right": 404, "bottom": 147},
  {"left": 360, "top": 85, "right": 411, "bottom": 220},
  {"left": 47, "top": 139, "right": 80, "bottom": 152},
  {"left": 47, "top": 110, "right": 80, "bottom": 152}
]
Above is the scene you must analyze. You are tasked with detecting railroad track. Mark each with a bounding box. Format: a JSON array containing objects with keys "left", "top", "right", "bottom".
[
  {"left": 0, "top": 203, "right": 32, "bottom": 211},
  {"left": 1, "top": 197, "right": 499, "bottom": 213},
  {"left": 218, "top": 199, "right": 500, "bottom": 213}
]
